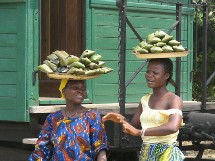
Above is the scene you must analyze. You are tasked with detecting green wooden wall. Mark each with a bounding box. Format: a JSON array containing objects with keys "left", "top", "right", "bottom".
[
  {"left": 86, "top": 0, "right": 194, "bottom": 103},
  {"left": 131, "top": 0, "right": 192, "bottom": 4},
  {"left": 0, "top": 0, "right": 38, "bottom": 122},
  {"left": 0, "top": 0, "right": 194, "bottom": 122}
]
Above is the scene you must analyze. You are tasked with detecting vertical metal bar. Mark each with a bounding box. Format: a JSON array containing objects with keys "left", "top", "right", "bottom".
[
  {"left": 194, "top": 6, "right": 198, "bottom": 71},
  {"left": 201, "top": 4, "right": 208, "bottom": 112},
  {"left": 118, "top": 0, "right": 127, "bottom": 119},
  {"left": 175, "top": 3, "right": 182, "bottom": 96},
  {"left": 116, "top": 0, "right": 127, "bottom": 149}
]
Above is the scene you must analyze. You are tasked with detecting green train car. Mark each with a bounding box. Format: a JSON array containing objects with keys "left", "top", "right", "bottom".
[{"left": 0, "top": 0, "right": 204, "bottom": 159}]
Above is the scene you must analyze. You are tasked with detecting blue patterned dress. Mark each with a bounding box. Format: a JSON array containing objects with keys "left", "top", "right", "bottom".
[{"left": 29, "top": 109, "right": 109, "bottom": 161}]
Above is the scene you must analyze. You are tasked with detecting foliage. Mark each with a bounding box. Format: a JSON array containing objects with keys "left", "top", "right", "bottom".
[{"left": 192, "top": 2, "right": 215, "bottom": 101}]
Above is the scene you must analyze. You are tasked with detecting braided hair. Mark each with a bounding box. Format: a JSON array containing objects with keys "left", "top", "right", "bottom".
[{"left": 148, "top": 58, "right": 173, "bottom": 85}]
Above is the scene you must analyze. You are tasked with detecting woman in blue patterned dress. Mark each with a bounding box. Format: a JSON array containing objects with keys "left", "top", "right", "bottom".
[
  {"left": 29, "top": 80, "right": 109, "bottom": 161},
  {"left": 103, "top": 58, "right": 184, "bottom": 161}
]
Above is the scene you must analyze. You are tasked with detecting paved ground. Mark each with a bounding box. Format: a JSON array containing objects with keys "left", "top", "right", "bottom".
[{"left": 182, "top": 141, "right": 215, "bottom": 160}]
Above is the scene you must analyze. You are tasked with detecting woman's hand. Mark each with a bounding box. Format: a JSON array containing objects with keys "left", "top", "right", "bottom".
[
  {"left": 97, "top": 150, "right": 107, "bottom": 161},
  {"left": 121, "top": 120, "right": 141, "bottom": 137},
  {"left": 102, "top": 112, "right": 126, "bottom": 123}
]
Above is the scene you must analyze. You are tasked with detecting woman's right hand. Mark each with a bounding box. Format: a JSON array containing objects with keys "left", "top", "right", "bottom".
[
  {"left": 121, "top": 121, "right": 141, "bottom": 137},
  {"left": 102, "top": 112, "right": 126, "bottom": 123}
]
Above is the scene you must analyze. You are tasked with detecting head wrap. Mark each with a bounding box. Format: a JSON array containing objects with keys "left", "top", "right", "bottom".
[{"left": 59, "top": 79, "right": 68, "bottom": 98}]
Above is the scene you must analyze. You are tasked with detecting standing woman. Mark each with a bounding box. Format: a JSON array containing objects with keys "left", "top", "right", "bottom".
[
  {"left": 29, "top": 80, "right": 109, "bottom": 161},
  {"left": 103, "top": 58, "right": 184, "bottom": 160}
]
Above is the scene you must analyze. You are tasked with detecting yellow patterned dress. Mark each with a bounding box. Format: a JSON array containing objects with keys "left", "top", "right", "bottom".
[{"left": 139, "top": 94, "right": 184, "bottom": 161}]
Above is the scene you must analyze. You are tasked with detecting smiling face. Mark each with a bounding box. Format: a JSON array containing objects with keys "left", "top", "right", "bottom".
[
  {"left": 145, "top": 59, "right": 172, "bottom": 89},
  {"left": 62, "top": 80, "right": 86, "bottom": 104}
]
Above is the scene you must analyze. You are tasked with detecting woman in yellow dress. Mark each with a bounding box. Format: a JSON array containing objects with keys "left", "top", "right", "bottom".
[{"left": 103, "top": 58, "right": 184, "bottom": 161}]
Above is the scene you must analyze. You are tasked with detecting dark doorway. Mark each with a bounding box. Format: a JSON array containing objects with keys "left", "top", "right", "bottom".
[{"left": 39, "top": 0, "right": 85, "bottom": 97}]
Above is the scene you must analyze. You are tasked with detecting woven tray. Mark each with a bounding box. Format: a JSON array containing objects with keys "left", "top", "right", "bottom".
[
  {"left": 47, "top": 73, "right": 101, "bottom": 80},
  {"left": 133, "top": 51, "right": 189, "bottom": 59}
]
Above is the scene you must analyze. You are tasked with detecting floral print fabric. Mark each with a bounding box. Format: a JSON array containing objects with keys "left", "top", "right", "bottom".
[
  {"left": 140, "top": 143, "right": 184, "bottom": 161},
  {"left": 29, "top": 109, "right": 108, "bottom": 161}
]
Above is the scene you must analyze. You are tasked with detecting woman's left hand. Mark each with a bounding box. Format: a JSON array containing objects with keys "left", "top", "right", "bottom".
[
  {"left": 121, "top": 120, "right": 141, "bottom": 136},
  {"left": 97, "top": 150, "right": 107, "bottom": 161},
  {"left": 102, "top": 112, "right": 126, "bottom": 123}
]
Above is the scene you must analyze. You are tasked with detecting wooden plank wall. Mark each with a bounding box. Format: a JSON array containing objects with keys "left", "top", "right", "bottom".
[
  {"left": 138, "top": 0, "right": 192, "bottom": 4},
  {"left": 88, "top": 1, "right": 193, "bottom": 103},
  {"left": 0, "top": 2, "right": 26, "bottom": 121},
  {"left": 39, "top": 0, "right": 84, "bottom": 97}
]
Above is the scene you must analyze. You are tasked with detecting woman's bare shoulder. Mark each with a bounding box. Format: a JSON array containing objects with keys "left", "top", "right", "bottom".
[{"left": 168, "top": 93, "right": 183, "bottom": 110}]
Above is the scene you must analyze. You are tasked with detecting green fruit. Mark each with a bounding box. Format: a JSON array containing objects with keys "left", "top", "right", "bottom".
[
  {"left": 90, "top": 54, "right": 102, "bottom": 63},
  {"left": 172, "top": 45, "right": 185, "bottom": 52},
  {"left": 150, "top": 46, "right": 163, "bottom": 53},
  {"left": 162, "top": 45, "right": 174, "bottom": 52},
  {"left": 168, "top": 40, "right": 181, "bottom": 46},
  {"left": 69, "top": 62, "right": 85, "bottom": 69}
]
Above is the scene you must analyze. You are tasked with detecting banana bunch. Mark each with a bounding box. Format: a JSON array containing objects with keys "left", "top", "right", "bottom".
[
  {"left": 133, "top": 30, "right": 186, "bottom": 54},
  {"left": 38, "top": 50, "right": 113, "bottom": 76}
]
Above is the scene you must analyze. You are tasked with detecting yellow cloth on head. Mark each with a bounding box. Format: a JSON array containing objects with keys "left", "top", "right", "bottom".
[{"left": 59, "top": 79, "right": 68, "bottom": 98}]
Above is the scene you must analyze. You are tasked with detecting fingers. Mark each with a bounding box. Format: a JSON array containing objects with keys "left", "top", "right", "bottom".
[
  {"left": 121, "top": 122, "right": 134, "bottom": 135},
  {"left": 102, "top": 113, "right": 114, "bottom": 122},
  {"left": 102, "top": 113, "right": 125, "bottom": 123},
  {"left": 119, "top": 119, "right": 127, "bottom": 124},
  {"left": 122, "top": 123, "right": 129, "bottom": 134}
]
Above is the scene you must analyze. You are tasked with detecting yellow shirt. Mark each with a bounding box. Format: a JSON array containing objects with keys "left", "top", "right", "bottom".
[{"left": 140, "top": 94, "right": 183, "bottom": 144}]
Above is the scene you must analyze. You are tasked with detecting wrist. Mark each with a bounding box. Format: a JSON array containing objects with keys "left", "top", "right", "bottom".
[{"left": 140, "top": 127, "right": 147, "bottom": 139}]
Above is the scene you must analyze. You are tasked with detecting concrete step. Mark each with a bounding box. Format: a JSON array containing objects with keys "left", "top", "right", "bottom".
[
  {"left": 29, "top": 103, "right": 139, "bottom": 114},
  {"left": 22, "top": 138, "right": 37, "bottom": 145},
  {"left": 29, "top": 101, "right": 215, "bottom": 114}
]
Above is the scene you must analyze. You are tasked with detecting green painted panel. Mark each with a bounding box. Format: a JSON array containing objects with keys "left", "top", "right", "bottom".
[
  {"left": 0, "top": 34, "right": 17, "bottom": 46},
  {"left": 0, "top": 8, "right": 18, "bottom": 21},
  {"left": 93, "top": 94, "right": 118, "bottom": 103},
  {"left": 128, "top": 0, "right": 139, "bottom": 2},
  {"left": 93, "top": 11, "right": 118, "bottom": 26},
  {"left": 0, "top": 0, "right": 26, "bottom": 3},
  {"left": 0, "top": 22, "right": 17, "bottom": 33},
  {"left": 97, "top": 71, "right": 119, "bottom": 83},
  {"left": 0, "top": 110, "right": 18, "bottom": 121},
  {"left": 126, "top": 83, "right": 151, "bottom": 94},
  {"left": 93, "top": 9, "right": 188, "bottom": 39},
  {"left": 0, "top": 0, "right": 29, "bottom": 121},
  {"left": 87, "top": 0, "right": 194, "bottom": 103},
  {"left": 94, "top": 37, "right": 118, "bottom": 50},
  {"left": 94, "top": 84, "right": 118, "bottom": 95},
  {"left": 95, "top": 26, "right": 119, "bottom": 37},
  {"left": 138, "top": 0, "right": 191, "bottom": 4},
  {"left": 95, "top": 49, "right": 118, "bottom": 60},
  {"left": 0, "top": 47, "right": 17, "bottom": 58},
  {"left": 94, "top": 29, "right": 188, "bottom": 56},
  {"left": 0, "top": 72, "right": 16, "bottom": 84},
  {"left": 0, "top": 59, "right": 16, "bottom": 71},
  {"left": 0, "top": 98, "right": 16, "bottom": 110},
  {"left": 0, "top": 85, "right": 16, "bottom": 97}
]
